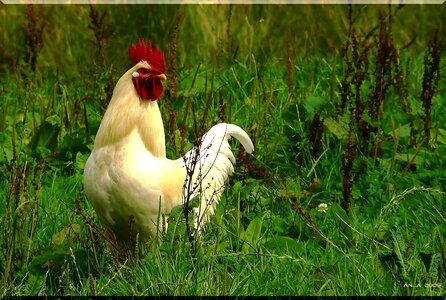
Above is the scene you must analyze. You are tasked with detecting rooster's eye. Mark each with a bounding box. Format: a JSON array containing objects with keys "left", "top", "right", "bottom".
[{"left": 138, "top": 68, "right": 150, "bottom": 75}]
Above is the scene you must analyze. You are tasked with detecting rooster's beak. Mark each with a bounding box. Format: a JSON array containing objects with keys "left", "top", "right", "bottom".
[{"left": 155, "top": 74, "right": 167, "bottom": 81}]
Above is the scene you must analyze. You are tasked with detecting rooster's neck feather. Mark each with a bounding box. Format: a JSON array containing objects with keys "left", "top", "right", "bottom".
[{"left": 94, "top": 65, "right": 166, "bottom": 158}]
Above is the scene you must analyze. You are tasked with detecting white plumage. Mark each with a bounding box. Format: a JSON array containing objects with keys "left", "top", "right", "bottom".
[
  {"left": 83, "top": 51, "right": 254, "bottom": 247},
  {"left": 180, "top": 123, "right": 254, "bottom": 235}
]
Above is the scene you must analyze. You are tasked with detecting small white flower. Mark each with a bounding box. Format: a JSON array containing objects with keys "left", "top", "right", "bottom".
[{"left": 318, "top": 203, "right": 328, "bottom": 213}]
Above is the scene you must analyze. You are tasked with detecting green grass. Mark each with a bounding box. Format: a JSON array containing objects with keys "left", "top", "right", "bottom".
[{"left": 1, "top": 4, "right": 446, "bottom": 296}]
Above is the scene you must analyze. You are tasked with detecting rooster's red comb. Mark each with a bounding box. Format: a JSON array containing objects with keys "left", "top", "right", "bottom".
[{"left": 128, "top": 38, "right": 166, "bottom": 74}]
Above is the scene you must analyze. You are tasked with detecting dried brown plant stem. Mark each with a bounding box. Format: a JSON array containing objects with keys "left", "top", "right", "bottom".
[
  {"left": 23, "top": 4, "right": 47, "bottom": 74},
  {"left": 168, "top": 12, "right": 183, "bottom": 100},
  {"left": 88, "top": 5, "right": 107, "bottom": 67},
  {"left": 421, "top": 27, "right": 442, "bottom": 146}
]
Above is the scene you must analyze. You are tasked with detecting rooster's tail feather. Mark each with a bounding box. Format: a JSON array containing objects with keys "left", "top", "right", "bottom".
[{"left": 180, "top": 123, "right": 253, "bottom": 236}]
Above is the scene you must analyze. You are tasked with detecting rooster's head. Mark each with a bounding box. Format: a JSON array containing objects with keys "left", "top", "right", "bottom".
[{"left": 129, "top": 39, "right": 166, "bottom": 101}]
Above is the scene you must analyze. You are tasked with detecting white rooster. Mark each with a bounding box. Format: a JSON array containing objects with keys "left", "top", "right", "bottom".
[{"left": 83, "top": 39, "right": 254, "bottom": 247}]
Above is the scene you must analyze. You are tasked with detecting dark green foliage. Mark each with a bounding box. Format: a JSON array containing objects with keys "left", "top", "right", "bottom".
[{"left": 0, "top": 4, "right": 445, "bottom": 296}]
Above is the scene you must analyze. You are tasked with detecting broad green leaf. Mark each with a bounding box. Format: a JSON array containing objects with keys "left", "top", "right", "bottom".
[
  {"left": 29, "top": 115, "right": 61, "bottom": 150},
  {"left": 271, "top": 216, "right": 289, "bottom": 235},
  {"left": 324, "top": 117, "right": 349, "bottom": 139},
  {"left": 305, "top": 96, "right": 327, "bottom": 114},
  {"left": 51, "top": 224, "right": 81, "bottom": 245},
  {"left": 45, "top": 114, "right": 61, "bottom": 126},
  {"left": 361, "top": 113, "right": 373, "bottom": 126},
  {"left": 262, "top": 236, "right": 302, "bottom": 254},
  {"left": 75, "top": 152, "right": 88, "bottom": 172},
  {"left": 242, "top": 217, "right": 263, "bottom": 253},
  {"left": 437, "top": 128, "right": 446, "bottom": 145},
  {"left": 29, "top": 245, "right": 72, "bottom": 274},
  {"left": 395, "top": 149, "right": 426, "bottom": 165},
  {"left": 386, "top": 123, "right": 411, "bottom": 138}
]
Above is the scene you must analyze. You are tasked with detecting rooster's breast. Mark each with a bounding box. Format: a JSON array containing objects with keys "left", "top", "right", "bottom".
[{"left": 84, "top": 135, "right": 185, "bottom": 241}]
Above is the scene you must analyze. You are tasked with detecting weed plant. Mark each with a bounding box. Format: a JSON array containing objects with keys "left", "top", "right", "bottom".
[{"left": 0, "top": 4, "right": 445, "bottom": 296}]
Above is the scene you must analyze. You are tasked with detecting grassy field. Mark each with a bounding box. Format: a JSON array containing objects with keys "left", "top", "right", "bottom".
[{"left": 1, "top": 4, "right": 445, "bottom": 296}]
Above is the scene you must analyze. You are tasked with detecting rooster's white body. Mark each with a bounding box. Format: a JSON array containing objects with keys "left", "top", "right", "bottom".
[{"left": 84, "top": 58, "right": 253, "bottom": 245}]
